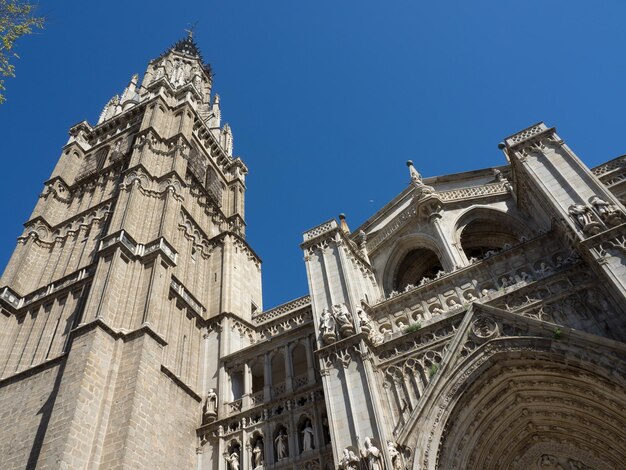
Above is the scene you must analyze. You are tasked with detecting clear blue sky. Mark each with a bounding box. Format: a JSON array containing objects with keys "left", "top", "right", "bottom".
[{"left": 1, "top": 1, "right": 625, "bottom": 308}]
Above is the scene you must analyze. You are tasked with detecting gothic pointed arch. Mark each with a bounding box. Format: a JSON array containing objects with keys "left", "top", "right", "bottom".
[
  {"left": 382, "top": 234, "right": 447, "bottom": 295},
  {"left": 400, "top": 306, "right": 626, "bottom": 470},
  {"left": 453, "top": 207, "right": 533, "bottom": 260}
]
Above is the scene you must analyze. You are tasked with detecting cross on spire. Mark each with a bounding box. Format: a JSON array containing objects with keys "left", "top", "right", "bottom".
[{"left": 184, "top": 21, "right": 198, "bottom": 39}]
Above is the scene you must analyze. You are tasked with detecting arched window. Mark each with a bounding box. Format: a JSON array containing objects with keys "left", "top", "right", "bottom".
[
  {"left": 292, "top": 343, "right": 308, "bottom": 383},
  {"left": 95, "top": 146, "right": 109, "bottom": 171},
  {"left": 250, "top": 359, "right": 264, "bottom": 394},
  {"left": 456, "top": 209, "right": 531, "bottom": 261},
  {"left": 393, "top": 248, "right": 443, "bottom": 291},
  {"left": 230, "top": 369, "right": 244, "bottom": 401},
  {"left": 271, "top": 352, "right": 285, "bottom": 397}
]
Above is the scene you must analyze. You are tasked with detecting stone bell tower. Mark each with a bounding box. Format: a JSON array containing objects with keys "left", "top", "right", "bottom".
[{"left": 0, "top": 35, "right": 261, "bottom": 469}]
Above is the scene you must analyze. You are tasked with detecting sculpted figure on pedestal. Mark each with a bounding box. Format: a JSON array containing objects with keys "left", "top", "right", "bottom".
[
  {"left": 203, "top": 388, "right": 218, "bottom": 423},
  {"left": 356, "top": 307, "right": 372, "bottom": 335},
  {"left": 361, "top": 437, "right": 384, "bottom": 470},
  {"left": 568, "top": 203, "right": 602, "bottom": 234},
  {"left": 590, "top": 196, "right": 611, "bottom": 216},
  {"left": 340, "top": 448, "right": 361, "bottom": 470},
  {"left": 320, "top": 308, "right": 337, "bottom": 344},
  {"left": 225, "top": 452, "right": 240, "bottom": 470},
  {"left": 301, "top": 420, "right": 315, "bottom": 452},
  {"left": 590, "top": 195, "right": 623, "bottom": 226},
  {"left": 275, "top": 430, "right": 288, "bottom": 461},
  {"left": 333, "top": 304, "right": 355, "bottom": 338},
  {"left": 252, "top": 440, "right": 263, "bottom": 468},
  {"left": 387, "top": 441, "right": 406, "bottom": 470}
]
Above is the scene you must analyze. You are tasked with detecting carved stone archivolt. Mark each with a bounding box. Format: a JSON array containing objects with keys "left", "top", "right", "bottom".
[{"left": 409, "top": 337, "right": 626, "bottom": 470}]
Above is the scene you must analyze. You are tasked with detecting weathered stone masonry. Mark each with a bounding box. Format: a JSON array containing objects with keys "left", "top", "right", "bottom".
[{"left": 1, "top": 37, "right": 626, "bottom": 470}]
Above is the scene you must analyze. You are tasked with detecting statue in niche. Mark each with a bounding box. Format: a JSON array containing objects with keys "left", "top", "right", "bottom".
[
  {"left": 319, "top": 308, "right": 337, "bottom": 344},
  {"left": 361, "top": 437, "right": 384, "bottom": 470},
  {"left": 275, "top": 429, "right": 288, "bottom": 460},
  {"left": 203, "top": 388, "right": 218, "bottom": 423},
  {"left": 535, "top": 262, "right": 553, "bottom": 276},
  {"left": 465, "top": 291, "right": 477, "bottom": 301},
  {"left": 225, "top": 451, "right": 240, "bottom": 470},
  {"left": 387, "top": 441, "right": 406, "bottom": 470},
  {"left": 252, "top": 440, "right": 264, "bottom": 468},
  {"left": 340, "top": 448, "right": 361, "bottom": 470},
  {"left": 301, "top": 420, "right": 315, "bottom": 452},
  {"left": 171, "top": 59, "right": 186, "bottom": 86},
  {"left": 333, "top": 304, "right": 355, "bottom": 337}
]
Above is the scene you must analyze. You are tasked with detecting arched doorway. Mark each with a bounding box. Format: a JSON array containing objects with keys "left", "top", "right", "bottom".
[{"left": 412, "top": 346, "right": 626, "bottom": 470}]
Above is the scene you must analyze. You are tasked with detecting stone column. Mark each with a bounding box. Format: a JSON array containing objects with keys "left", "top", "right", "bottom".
[
  {"left": 431, "top": 216, "right": 462, "bottom": 271},
  {"left": 263, "top": 418, "right": 272, "bottom": 465},
  {"left": 284, "top": 344, "right": 293, "bottom": 392},
  {"left": 263, "top": 352, "right": 271, "bottom": 401},
  {"left": 304, "top": 337, "right": 316, "bottom": 383},
  {"left": 243, "top": 361, "right": 251, "bottom": 409}
]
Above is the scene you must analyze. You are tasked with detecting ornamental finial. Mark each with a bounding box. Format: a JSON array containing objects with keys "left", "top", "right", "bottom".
[
  {"left": 339, "top": 213, "right": 351, "bottom": 234},
  {"left": 406, "top": 160, "right": 422, "bottom": 185}
]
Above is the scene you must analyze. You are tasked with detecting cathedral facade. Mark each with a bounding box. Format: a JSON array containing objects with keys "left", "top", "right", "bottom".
[{"left": 1, "top": 37, "right": 626, "bottom": 470}]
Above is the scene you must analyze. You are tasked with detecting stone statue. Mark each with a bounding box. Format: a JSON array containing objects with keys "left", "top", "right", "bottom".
[
  {"left": 252, "top": 440, "right": 264, "bottom": 468},
  {"left": 535, "top": 262, "right": 553, "bottom": 276},
  {"left": 356, "top": 307, "right": 372, "bottom": 335},
  {"left": 568, "top": 203, "right": 600, "bottom": 233},
  {"left": 333, "top": 304, "right": 355, "bottom": 337},
  {"left": 301, "top": 420, "right": 314, "bottom": 452},
  {"left": 361, "top": 437, "right": 384, "bottom": 470},
  {"left": 203, "top": 388, "right": 218, "bottom": 422},
  {"left": 589, "top": 195, "right": 623, "bottom": 225},
  {"left": 388, "top": 441, "right": 405, "bottom": 470},
  {"left": 171, "top": 59, "right": 185, "bottom": 87},
  {"left": 340, "top": 448, "right": 361, "bottom": 470},
  {"left": 590, "top": 196, "right": 611, "bottom": 216},
  {"left": 275, "top": 430, "right": 288, "bottom": 460},
  {"left": 225, "top": 452, "right": 240, "bottom": 470},
  {"left": 320, "top": 307, "right": 337, "bottom": 344}
]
